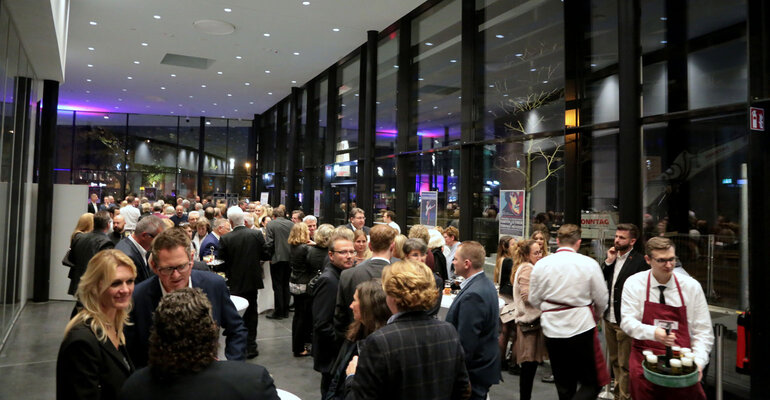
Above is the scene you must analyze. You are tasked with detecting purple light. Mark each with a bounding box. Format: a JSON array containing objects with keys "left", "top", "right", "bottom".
[
  {"left": 53, "top": 168, "right": 71, "bottom": 172},
  {"left": 416, "top": 131, "right": 444, "bottom": 138},
  {"left": 375, "top": 129, "right": 397, "bottom": 138},
  {"left": 57, "top": 104, "right": 110, "bottom": 112}
]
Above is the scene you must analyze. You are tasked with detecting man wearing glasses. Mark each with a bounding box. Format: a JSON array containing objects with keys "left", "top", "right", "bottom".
[
  {"left": 621, "top": 237, "right": 713, "bottom": 400},
  {"left": 125, "top": 228, "right": 248, "bottom": 369}
]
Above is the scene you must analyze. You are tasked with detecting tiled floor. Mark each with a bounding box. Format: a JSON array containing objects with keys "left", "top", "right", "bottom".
[{"left": 0, "top": 300, "right": 560, "bottom": 400}]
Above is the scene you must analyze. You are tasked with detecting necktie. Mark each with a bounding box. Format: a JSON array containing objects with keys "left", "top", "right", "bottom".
[{"left": 657, "top": 285, "right": 666, "bottom": 305}]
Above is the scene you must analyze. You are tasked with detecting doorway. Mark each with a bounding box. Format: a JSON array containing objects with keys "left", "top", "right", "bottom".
[{"left": 331, "top": 183, "right": 357, "bottom": 227}]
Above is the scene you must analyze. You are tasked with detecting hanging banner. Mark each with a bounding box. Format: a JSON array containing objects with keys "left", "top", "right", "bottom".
[
  {"left": 314, "top": 190, "right": 321, "bottom": 217},
  {"left": 580, "top": 212, "right": 619, "bottom": 239},
  {"left": 499, "top": 190, "right": 525, "bottom": 238},
  {"left": 260, "top": 192, "right": 269, "bottom": 205},
  {"left": 419, "top": 191, "right": 438, "bottom": 227}
]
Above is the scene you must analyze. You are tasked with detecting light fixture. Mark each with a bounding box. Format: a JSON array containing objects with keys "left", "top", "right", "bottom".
[
  {"left": 87, "top": 64, "right": 94, "bottom": 68},
  {"left": 265, "top": 70, "right": 270, "bottom": 74},
  {"left": 244, "top": 82, "right": 250, "bottom": 86},
  {"left": 122, "top": 88, "right": 127, "bottom": 91},
  {"left": 201, "top": 84, "right": 207, "bottom": 87},
  {"left": 235, "top": 55, "right": 242, "bottom": 59},
  {"left": 293, "top": 52, "right": 300, "bottom": 56},
  {"left": 153, "top": 15, "right": 162, "bottom": 19},
  {"left": 263, "top": 33, "right": 271, "bottom": 37},
  {"left": 89, "top": 21, "right": 98, "bottom": 26},
  {"left": 85, "top": 90, "right": 90, "bottom": 93},
  {"left": 224, "top": 8, "right": 232, "bottom": 12},
  {"left": 141, "top": 42, "right": 149, "bottom": 46},
  {"left": 450, "top": 59, "right": 457, "bottom": 63},
  {"left": 227, "top": 93, "right": 232, "bottom": 97},
  {"left": 217, "top": 71, "right": 223, "bottom": 75},
  {"left": 425, "top": 42, "right": 433, "bottom": 46},
  {"left": 127, "top": 76, "right": 133, "bottom": 79},
  {"left": 332, "top": 28, "right": 340, "bottom": 32},
  {"left": 565, "top": 109, "right": 578, "bottom": 127},
  {"left": 530, "top": 68, "right": 536, "bottom": 72},
  {"left": 515, "top": 53, "right": 523, "bottom": 57},
  {"left": 170, "top": 74, "right": 176, "bottom": 77},
  {"left": 302, "top": 1, "right": 310, "bottom": 4},
  {"left": 103, "top": 116, "right": 109, "bottom": 119},
  {"left": 249, "top": 101, "right": 254, "bottom": 104},
  {"left": 189, "top": 95, "right": 194, "bottom": 98},
  {"left": 88, "top": 47, "right": 95, "bottom": 51},
  {"left": 133, "top": 61, "right": 140, "bottom": 64},
  {"left": 86, "top": 78, "right": 92, "bottom": 82},
  {"left": 213, "top": 102, "right": 217, "bottom": 105},
  {"left": 161, "top": 86, "right": 166, "bottom": 90},
  {"left": 206, "top": 121, "right": 212, "bottom": 125},
  {"left": 268, "top": 92, "right": 273, "bottom": 95},
  {"left": 291, "top": 80, "right": 297, "bottom": 84},
  {"left": 495, "top": 34, "right": 504, "bottom": 39}
]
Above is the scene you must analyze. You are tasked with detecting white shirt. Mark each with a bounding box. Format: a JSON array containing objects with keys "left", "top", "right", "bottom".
[
  {"left": 127, "top": 235, "right": 147, "bottom": 267},
  {"left": 387, "top": 221, "right": 401, "bottom": 234},
  {"left": 607, "top": 250, "right": 630, "bottom": 324},
  {"left": 120, "top": 205, "right": 141, "bottom": 230},
  {"left": 620, "top": 271, "right": 714, "bottom": 369},
  {"left": 529, "top": 247, "right": 608, "bottom": 338},
  {"left": 460, "top": 270, "right": 484, "bottom": 290},
  {"left": 445, "top": 242, "right": 459, "bottom": 277}
]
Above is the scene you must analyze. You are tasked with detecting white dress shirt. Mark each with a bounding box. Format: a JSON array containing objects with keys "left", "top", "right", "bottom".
[
  {"left": 120, "top": 205, "right": 141, "bottom": 230},
  {"left": 607, "top": 250, "right": 630, "bottom": 324},
  {"left": 387, "top": 221, "right": 401, "bottom": 234},
  {"left": 620, "top": 271, "right": 714, "bottom": 369},
  {"left": 529, "top": 247, "right": 608, "bottom": 339}
]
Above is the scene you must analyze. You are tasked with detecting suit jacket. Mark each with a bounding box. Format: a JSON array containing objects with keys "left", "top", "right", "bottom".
[
  {"left": 57, "top": 322, "right": 135, "bottom": 400},
  {"left": 115, "top": 237, "right": 152, "bottom": 284},
  {"left": 218, "top": 225, "right": 267, "bottom": 294},
  {"left": 125, "top": 270, "right": 247, "bottom": 368},
  {"left": 602, "top": 249, "right": 649, "bottom": 323},
  {"left": 313, "top": 262, "right": 343, "bottom": 373},
  {"left": 343, "top": 223, "right": 370, "bottom": 235},
  {"left": 445, "top": 272, "right": 501, "bottom": 387},
  {"left": 265, "top": 217, "right": 293, "bottom": 263},
  {"left": 334, "top": 257, "right": 390, "bottom": 339},
  {"left": 119, "top": 361, "right": 279, "bottom": 400},
  {"left": 69, "top": 231, "right": 114, "bottom": 295},
  {"left": 198, "top": 232, "right": 220, "bottom": 260},
  {"left": 351, "top": 311, "right": 471, "bottom": 400},
  {"left": 87, "top": 202, "right": 98, "bottom": 214}
]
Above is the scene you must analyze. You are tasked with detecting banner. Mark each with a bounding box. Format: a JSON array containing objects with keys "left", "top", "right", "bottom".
[
  {"left": 419, "top": 191, "right": 438, "bottom": 227},
  {"left": 580, "top": 212, "right": 619, "bottom": 239},
  {"left": 499, "top": 190, "right": 525, "bottom": 238},
  {"left": 314, "top": 190, "right": 321, "bottom": 217}
]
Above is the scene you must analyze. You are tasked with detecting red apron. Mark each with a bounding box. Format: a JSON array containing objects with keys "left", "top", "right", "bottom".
[
  {"left": 628, "top": 272, "right": 706, "bottom": 400},
  {"left": 541, "top": 248, "right": 610, "bottom": 387}
]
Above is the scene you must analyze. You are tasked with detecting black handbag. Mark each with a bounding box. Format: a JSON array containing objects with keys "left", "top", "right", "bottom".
[
  {"left": 62, "top": 249, "right": 75, "bottom": 268},
  {"left": 518, "top": 317, "right": 541, "bottom": 333}
]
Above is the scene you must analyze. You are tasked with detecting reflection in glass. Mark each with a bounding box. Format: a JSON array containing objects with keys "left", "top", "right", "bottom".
[
  {"left": 337, "top": 57, "right": 360, "bottom": 161},
  {"left": 375, "top": 33, "right": 399, "bottom": 157},
  {"left": 373, "top": 157, "right": 397, "bottom": 220},
  {"left": 404, "top": 151, "right": 460, "bottom": 230}
]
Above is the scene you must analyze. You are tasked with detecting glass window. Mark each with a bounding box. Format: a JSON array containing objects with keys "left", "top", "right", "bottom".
[
  {"left": 229, "top": 119, "right": 252, "bottom": 198},
  {"left": 73, "top": 112, "right": 127, "bottom": 172},
  {"left": 373, "top": 156, "right": 397, "bottom": 221},
  {"left": 178, "top": 117, "right": 200, "bottom": 198},
  {"left": 411, "top": 0, "right": 462, "bottom": 150},
  {"left": 375, "top": 33, "right": 399, "bottom": 157},
  {"left": 479, "top": 0, "right": 565, "bottom": 140},
  {"left": 55, "top": 110, "right": 74, "bottom": 175},
  {"left": 337, "top": 57, "right": 360, "bottom": 162},
  {"left": 404, "top": 150, "right": 460, "bottom": 231},
  {"left": 317, "top": 77, "right": 329, "bottom": 165}
]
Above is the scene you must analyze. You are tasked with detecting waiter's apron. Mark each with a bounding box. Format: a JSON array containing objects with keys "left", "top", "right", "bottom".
[{"left": 628, "top": 272, "right": 706, "bottom": 400}]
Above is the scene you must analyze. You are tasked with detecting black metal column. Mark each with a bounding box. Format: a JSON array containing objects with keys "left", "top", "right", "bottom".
[
  {"left": 33, "top": 79, "right": 59, "bottom": 302},
  {"left": 285, "top": 88, "right": 300, "bottom": 211},
  {"left": 358, "top": 31, "right": 377, "bottom": 223},
  {"left": 197, "top": 117, "right": 205, "bottom": 197},
  {"left": 395, "top": 18, "right": 412, "bottom": 231},
  {"left": 275, "top": 103, "right": 287, "bottom": 205},
  {"left": 459, "top": 0, "right": 480, "bottom": 240},
  {"left": 617, "top": 0, "right": 642, "bottom": 228},
  {"left": 748, "top": 0, "right": 770, "bottom": 397},
  {"left": 322, "top": 67, "right": 338, "bottom": 221},
  {"left": 304, "top": 84, "right": 319, "bottom": 216},
  {"left": 249, "top": 114, "right": 259, "bottom": 201}
]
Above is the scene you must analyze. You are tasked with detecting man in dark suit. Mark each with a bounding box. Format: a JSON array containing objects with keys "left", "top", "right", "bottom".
[
  {"left": 348, "top": 260, "right": 471, "bottom": 400},
  {"left": 602, "top": 223, "right": 649, "bottom": 400},
  {"left": 125, "top": 228, "right": 247, "bottom": 368},
  {"left": 87, "top": 193, "right": 100, "bottom": 214},
  {"left": 218, "top": 206, "right": 268, "bottom": 359},
  {"left": 68, "top": 211, "right": 114, "bottom": 296},
  {"left": 312, "top": 235, "right": 356, "bottom": 395},
  {"left": 198, "top": 218, "right": 231, "bottom": 260},
  {"left": 264, "top": 208, "right": 294, "bottom": 319},
  {"left": 334, "top": 224, "right": 397, "bottom": 339},
  {"left": 343, "top": 207, "right": 370, "bottom": 235},
  {"left": 115, "top": 215, "right": 164, "bottom": 284},
  {"left": 446, "top": 240, "right": 501, "bottom": 400}
]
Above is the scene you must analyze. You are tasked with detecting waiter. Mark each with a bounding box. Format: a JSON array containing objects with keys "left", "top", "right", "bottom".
[
  {"left": 530, "top": 224, "right": 609, "bottom": 400},
  {"left": 620, "top": 236, "right": 713, "bottom": 399}
]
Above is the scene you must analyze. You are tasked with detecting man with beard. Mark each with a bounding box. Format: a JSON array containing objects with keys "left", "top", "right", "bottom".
[{"left": 601, "top": 223, "right": 649, "bottom": 400}]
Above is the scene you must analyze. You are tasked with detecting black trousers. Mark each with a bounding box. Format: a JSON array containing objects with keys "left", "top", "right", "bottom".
[
  {"left": 270, "top": 262, "right": 291, "bottom": 317},
  {"left": 544, "top": 328, "right": 602, "bottom": 400},
  {"left": 291, "top": 293, "right": 313, "bottom": 354},
  {"left": 235, "top": 290, "right": 259, "bottom": 351},
  {"left": 520, "top": 361, "right": 539, "bottom": 400}
]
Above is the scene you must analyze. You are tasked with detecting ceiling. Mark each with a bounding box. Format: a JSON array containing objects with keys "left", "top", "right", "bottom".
[{"left": 59, "top": 0, "right": 425, "bottom": 120}]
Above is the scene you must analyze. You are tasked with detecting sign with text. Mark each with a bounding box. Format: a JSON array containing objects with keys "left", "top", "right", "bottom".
[
  {"left": 581, "top": 212, "right": 619, "bottom": 239},
  {"left": 280, "top": 190, "right": 286, "bottom": 205},
  {"left": 750, "top": 107, "right": 765, "bottom": 131},
  {"left": 419, "top": 191, "right": 438, "bottom": 227},
  {"left": 499, "top": 190, "right": 525, "bottom": 238},
  {"left": 314, "top": 190, "right": 321, "bottom": 217},
  {"left": 260, "top": 192, "right": 269, "bottom": 205}
]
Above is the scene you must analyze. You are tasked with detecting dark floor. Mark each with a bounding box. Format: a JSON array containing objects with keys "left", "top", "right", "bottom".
[{"left": 0, "top": 300, "right": 559, "bottom": 400}]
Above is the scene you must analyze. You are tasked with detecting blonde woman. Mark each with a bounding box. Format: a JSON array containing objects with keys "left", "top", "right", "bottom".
[
  {"left": 288, "top": 222, "right": 314, "bottom": 357},
  {"left": 71, "top": 213, "right": 95, "bottom": 244},
  {"left": 57, "top": 249, "right": 137, "bottom": 400},
  {"left": 353, "top": 229, "right": 372, "bottom": 265}
]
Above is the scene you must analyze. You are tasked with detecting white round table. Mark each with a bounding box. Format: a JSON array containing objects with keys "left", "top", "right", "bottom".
[
  {"left": 230, "top": 295, "right": 249, "bottom": 317},
  {"left": 440, "top": 293, "right": 506, "bottom": 309},
  {"left": 277, "top": 389, "right": 301, "bottom": 400}
]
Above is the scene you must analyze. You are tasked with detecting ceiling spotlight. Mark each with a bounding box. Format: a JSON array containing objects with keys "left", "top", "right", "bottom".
[
  {"left": 302, "top": 1, "right": 310, "bottom": 4},
  {"left": 127, "top": 76, "right": 133, "bottom": 79},
  {"left": 268, "top": 92, "right": 273, "bottom": 95},
  {"left": 249, "top": 101, "right": 254, "bottom": 104},
  {"left": 265, "top": 70, "right": 270, "bottom": 74},
  {"left": 160, "top": 86, "right": 166, "bottom": 90},
  {"left": 133, "top": 61, "right": 140, "bottom": 64},
  {"left": 263, "top": 33, "right": 271, "bottom": 37},
  {"left": 425, "top": 42, "right": 433, "bottom": 46},
  {"left": 235, "top": 55, "right": 242, "bottom": 59},
  {"left": 118, "top": 98, "right": 123, "bottom": 101},
  {"left": 170, "top": 74, "right": 176, "bottom": 77},
  {"left": 87, "top": 64, "right": 93, "bottom": 68},
  {"left": 530, "top": 68, "right": 536, "bottom": 71},
  {"left": 103, "top": 116, "right": 109, "bottom": 119},
  {"left": 89, "top": 21, "right": 98, "bottom": 26},
  {"left": 86, "top": 79, "right": 92, "bottom": 82},
  {"left": 515, "top": 53, "right": 523, "bottom": 57},
  {"left": 153, "top": 15, "right": 162, "bottom": 19},
  {"left": 122, "top": 88, "right": 127, "bottom": 91},
  {"left": 291, "top": 80, "right": 297, "bottom": 84},
  {"left": 244, "top": 82, "right": 250, "bottom": 86},
  {"left": 293, "top": 52, "right": 300, "bottom": 56},
  {"left": 206, "top": 121, "right": 212, "bottom": 125},
  {"left": 189, "top": 95, "right": 194, "bottom": 98},
  {"left": 141, "top": 42, "right": 149, "bottom": 46},
  {"left": 227, "top": 93, "right": 232, "bottom": 97},
  {"left": 88, "top": 47, "right": 95, "bottom": 51},
  {"left": 217, "top": 71, "right": 223, "bottom": 75},
  {"left": 224, "top": 8, "right": 232, "bottom": 12},
  {"left": 213, "top": 102, "right": 217, "bottom": 105},
  {"left": 201, "top": 84, "right": 207, "bottom": 87},
  {"left": 332, "top": 28, "right": 340, "bottom": 32},
  {"left": 495, "top": 34, "right": 504, "bottom": 39},
  {"left": 85, "top": 90, "right": 90, "bottom": 93}
]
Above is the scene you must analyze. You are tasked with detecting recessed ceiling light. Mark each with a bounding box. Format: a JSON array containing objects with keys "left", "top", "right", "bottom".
[
  {"left": 127, "top": 76, "right": 133, "bottom": 79},
  {"left": 291, "top": 80, "right": 297, "bottom": 84},
  {"left": 189, "top": 95, "right": 194, "bottom": 98},
  {"left": 530, "top": 68, "right": 536, "bottom": 71},
  {"left": 263, "top": 33, "right": 271, "bottom": 37},
  {"left": 201, "top": 84, "right": 207, "bottom": 87},
  {"left": 234, "top": 109, "right": 238, "bottom": 112},
  {"left": 118, "top": 98, "right": 123, "bottom": 101},
  {"left": 206, "top": 121, "right": 211, "bottom": 125},
  {"left": 224, "top": 8, "right": 232, "bottom": 12},
  {"left": 244, "top": 82, "right": 250, "bottom": 86},
  {"left": 89, "top": 21, "right": 98, "bottom": 26},
  {"left": 393, "top": 65, "right": 399, "bottom": 68},
  {"left": 86, "top": 79, "right": 92, "bottom": 82},
  {"left": 201, "top": 110, "right": 206, "bottom": 113},
  {"left": 122, "top": 88, "right": 127, "bottom": 91},
  {"left": 170, "top": 74, "right": 176, "bottom": 77},
  {"left": 302, "top": 1, "right": 310, "bottom": 5},
  {"left": 87, "top": 64, "right": 94, "bottom": 68},
  {"left": 133, "top": 61, "right": 140, "bottom": 64},
  {"left": 418, "top": 78, "right": 424, "bottom": 81},
  {"left": 332, "top": 28, "right": 340, "bottom": 32},
  {"left": 265, "top": 70, "right": 270, "bottom": 74},
  {"left": 103, "top": 116, "right": 109, "bottom": 119},
  {"left": 85, "top": 90, "right": 90, "bottom": 93},
  {"left": 213, "top": 103, "right": 217, "bottom": 105},
  {"left": 141, "top": 42, "right": 149, "bottom": 46},
  {"left": 217, "top": 71, "right": 223, "bottom": 75},
  {"left": 495, "top": 34, "right": 504, "bottom": 39},
  {"left": 160, "top": 86, "right": 166, "bottom": 90},
  {"left": 114, "top": 107, "right": 119, "bottom": 109},
  {"left": 293, "top": 52, "right": 300, "bottom": 56},
  {"left": 227, "top": 93, "right": 232, "bottom": 97},
  {"left": 514, "top": 53, "right": 523, "bottom": 57},
  {"left": 178, "top": 104, "right": 183, "bottom": 107},
  {"left": 268, "top": 92, "right": 273, "bottom": 95},
  {"left": 542, "top": 80, "right": 548, "bottom": 83},
  {"left": 170, "top": 111, "right": 174, "bottom": 114},
  {"left": 235, "top": 56, "right": 242, "bottom": 59},
  {"left": 425, "top": 42, "right": 433, "bottom": 46},
  {"left": 450, "top": 59, "right": 457, "bottom": 63},
  {"left": 153, "top": 15, "right": 162, "bottom": 19},
  {"left": 249, "top": 101, "right": 254, "bottom": 104},
  {"left": 88, "top": 47, "right": 95, "bottom": 51}
]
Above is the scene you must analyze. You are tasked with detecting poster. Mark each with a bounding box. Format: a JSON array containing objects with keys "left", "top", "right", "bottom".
[
  {"left": 314, "top": 190, "right": 321, "bottom": 217},
  {"left": 280, "top": 190, "right": 286, "bottom": 205},
  {"left": 260, "top": 192, "right": 269, "bottom": 205},
  {"left": 499, "top": 190, "right": 525, "bottom": 238},
  {"left": 580, "top": 212, "right": 619, "bottom": 239},
  {"left": 419, "top": 191, "right": 438, "bottom": 227}
]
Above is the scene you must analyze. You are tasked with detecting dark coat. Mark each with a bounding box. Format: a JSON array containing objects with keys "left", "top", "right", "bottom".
[
  {"left": 290, "top": 243, "right": 318, "bottom": 284},
  {"left": 68, "top": 231, "right": 114, "bottom": 295},
  {"left": 602, "top": 249, "right": 650, "bottom": 323},
  {"left": 87, "top": 202, "right": 98, "bottom": 214},
  {"left": 445, "top": 272, "right": 502, "bottom": 388},
  {"left": 334, "top": 257, "right": 390, "bottom": 340},
  {"left": 57, "top": 322, "right": 134, "bottom": 400},
  {"left": 350, "top": 311, "right": 471, "bottom": 400},
  {"left": 343, "top": 223, "right": 370, "bottom": 235},
  {"left": 125, "top": 270, "right": 247, "bottom": 368},
  {"left": 114, "top": 237, "right": 152, "bottom": 284},
  {"left": 198, "top": 232, "right": 220, "bottom": 260},
  {"left": 264, "top": 217, "right": 294, "bottom": 263},
  {"left": 313, "top": 262, "right": 343, "bottom": 373},
  {"left": 119, "top": 361, "right": 279, "bottom": 400},
  {"left": 218, "top": 225, "right": 267, "bottom": 294}
]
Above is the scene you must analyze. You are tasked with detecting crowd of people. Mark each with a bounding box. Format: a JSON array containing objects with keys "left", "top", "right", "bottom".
[{"left": 56, "top": 193, "right": 715, "bottom": 400}]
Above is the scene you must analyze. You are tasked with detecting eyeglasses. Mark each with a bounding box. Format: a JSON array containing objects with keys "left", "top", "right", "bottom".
[
  {"left": 156, "top": 260, "right": 192, "bottom": 276},
  {"left": 652, "top": 257, "right": 677, "bottom": 264},
  {"left": 332, "top": 250, "right": 356, "bottom": 256}
]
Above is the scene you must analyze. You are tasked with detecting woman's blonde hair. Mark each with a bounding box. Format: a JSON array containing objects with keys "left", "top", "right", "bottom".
[
  {"left": 392, "top": 234, "right": 407, "bottom": 260},
  {"left": 494, "top": 235, "right": 514, "bottom": 284},
  {"left": 511, "top": 239, "right": 538, "bottom": 284},
  {"left": 382, "top": 260, "right": 438, "bottom": 312},
  {"left": 353, "top": 229, "right": 372, "bottom": 259},
  {"left": 65, "top": 249, "right": 137, "bottom": 344},
  {"left": 313, "top": 224, "right": 336, "bottom": 248},
  {"left": 71, "top": 213, "right": 94, "bottom": 242},
  {"left": 531, "top": 224, "right": 550, "bottom": 256},
  {"left": 288, "top": 222, "right": 310, "bottom": 246},
  {"left": 408, "top": 224, "right": 430, "bottom": 244}
]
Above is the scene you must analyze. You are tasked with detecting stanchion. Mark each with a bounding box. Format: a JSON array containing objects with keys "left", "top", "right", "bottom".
[
  {"left": 714, "top": 323, "right": 725, "bottom": 400},
  {"left": 598, "top": 321, "right": 614, "bottom": 399}
]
